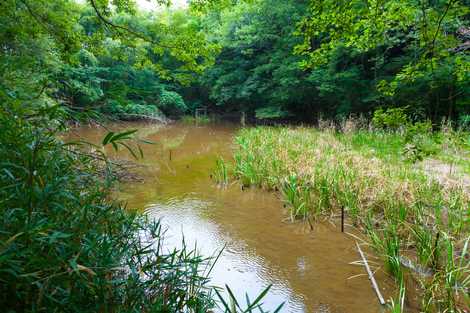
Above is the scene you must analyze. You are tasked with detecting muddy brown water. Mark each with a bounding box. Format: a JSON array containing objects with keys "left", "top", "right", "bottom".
[{"left": 69, "top": 121, "right": 395, "bottom": 313}]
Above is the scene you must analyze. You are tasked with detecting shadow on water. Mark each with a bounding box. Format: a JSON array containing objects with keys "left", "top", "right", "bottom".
[{"left": 69, "top": 121, "right": 394, "bottom": 313}]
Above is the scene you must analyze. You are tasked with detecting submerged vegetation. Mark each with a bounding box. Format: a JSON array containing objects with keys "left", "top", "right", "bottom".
[{"left": 231, "top": 117, "right": 469, "bottom": 311}]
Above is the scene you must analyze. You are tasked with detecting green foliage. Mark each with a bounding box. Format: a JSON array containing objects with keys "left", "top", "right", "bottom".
[
  {"left": 102, "top": 100, "right": 164, "bottom": 118},
  {"left": 158, "top": 90, "right": 188, "bottom": 116},
  {"left": 296, "top": 0, "right": 470, "bottom": 122},
  {"left": 0, "top": 104, "right": 216, "bottom": 312},
  {"left": 255, "top": 106, "right": 289, "bottom": 120},
  {"left": 372, "top": 107, "right": 409, "bottom": 130},
  {"left": 403, "top": 120, "right": 439, "bottom": 162},
  {"left": 195, "top": 0, "right": 470, "bottom": 122},
  {"left": 0, "top": 0, "right": 218, "bottom": 122},
  {"left": 459, "top": 114, "right": 470, "bottom": 130},
  {"left": 198, "top": 0, "right": 313, "bottom": 119}
]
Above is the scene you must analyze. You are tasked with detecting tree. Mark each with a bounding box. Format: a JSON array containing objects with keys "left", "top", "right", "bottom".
[{"left": 296, "top": 0, "right": 470, "bottom": 121}]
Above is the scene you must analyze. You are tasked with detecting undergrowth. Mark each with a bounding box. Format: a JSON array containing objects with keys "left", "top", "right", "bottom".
[{"left": 231, "top": 118, "right": 470, "bottom": 312}]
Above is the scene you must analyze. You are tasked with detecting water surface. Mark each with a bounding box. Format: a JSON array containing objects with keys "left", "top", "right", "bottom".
[{"left": 70, "top": 121, "right": 393, "bottom": 313}]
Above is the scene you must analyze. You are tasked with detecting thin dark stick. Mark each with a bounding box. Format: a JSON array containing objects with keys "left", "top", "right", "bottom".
[{"left": 341, "top": 206, "right": 344, "bottom": 232}]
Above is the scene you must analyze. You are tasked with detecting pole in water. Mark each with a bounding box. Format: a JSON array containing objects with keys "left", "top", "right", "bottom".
[
  {"left": 341, "top": 206, "right": 344, "bottom": 232},
  {"left": 169, "top": 149, "right": 172, "bottom": 161}
]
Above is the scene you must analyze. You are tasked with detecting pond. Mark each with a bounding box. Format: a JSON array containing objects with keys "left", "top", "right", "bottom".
[{"left": 69, "top": 121, "right": 393, "bottom": 313}]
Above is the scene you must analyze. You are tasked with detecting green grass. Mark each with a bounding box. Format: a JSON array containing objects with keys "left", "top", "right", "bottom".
[
  {"left": 337, "top": 130, "right": 406, "bottom": 162},
  {"left": 212, "top": 157, "right": 230, "bottom": 187},
  {"left": 230, "top": 122, "right": 470, "bottom": 312}
]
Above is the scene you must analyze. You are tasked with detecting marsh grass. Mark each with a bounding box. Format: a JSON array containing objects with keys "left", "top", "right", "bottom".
[
  {"left": 231, "top": 120, "right": 470, "bottom": 312},
  {"left": 212, "top": 157, "right": 230, "bottom": 187},
  {"left": 281, "top": 174, "right": 312, "bottom": 220}
]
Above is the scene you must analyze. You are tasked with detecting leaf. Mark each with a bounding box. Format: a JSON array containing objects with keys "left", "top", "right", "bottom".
[
  {"left": 102, "top": 131, "right": 115, "bottom": 145},
  {"left": 110, "top": 129, "right": 138, "bottom": 142},
  {"left": 244, "top": 284, "right": 272, "bottom": 312}
]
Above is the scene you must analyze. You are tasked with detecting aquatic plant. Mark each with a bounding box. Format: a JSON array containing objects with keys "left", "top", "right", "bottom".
[
  {"left": 281, "top": 174, "right": 312, "bottom": 220},
  {"left": 230, "top": 122, "right": 470, "bottom": 311},
  {"left": 212, "top": 157, "right": 230, "bottom": 186},
  {"left": 215, "top": 284, "right": 284, "bottom": 313}
]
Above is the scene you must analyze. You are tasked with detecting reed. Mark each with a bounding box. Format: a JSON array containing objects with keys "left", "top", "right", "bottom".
[
  {"left": 281, "top": 174, "right": 312, "bottom": 220},
  {"left": 212, "top": 157, "right": 230, "bottom": 186},
  {"left": 230, "top": 120, "right": 470, "bottom": 312}
]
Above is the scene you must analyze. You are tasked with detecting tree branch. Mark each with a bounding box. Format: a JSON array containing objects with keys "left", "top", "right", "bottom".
[
  {"left": 429, "top": 0, "right": 455, "bottom": 58},
  {"left": 87, "top": 0, "right": 174, "bottom": 49}
]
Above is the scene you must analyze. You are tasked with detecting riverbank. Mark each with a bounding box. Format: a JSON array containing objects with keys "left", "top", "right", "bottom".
[{"left": 229, "top": 122, "right": 470, "bottom": 312}]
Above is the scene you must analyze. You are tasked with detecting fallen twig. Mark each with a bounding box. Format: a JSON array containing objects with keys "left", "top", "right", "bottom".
[{"left": 356, "top": 242, "right": 386, "bottom": 305}]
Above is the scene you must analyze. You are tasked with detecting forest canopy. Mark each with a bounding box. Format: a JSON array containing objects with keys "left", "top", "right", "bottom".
[{"left": 2, "top": 0, "right": 468, "bottom": 123}]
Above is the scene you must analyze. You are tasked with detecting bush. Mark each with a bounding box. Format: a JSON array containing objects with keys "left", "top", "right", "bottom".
[
  {"left": 372, "top": 107, "right": 409, "bottom": 130},
  {"left": 403, "top": 120, "right": 439, "bottom": 162},
  {"left": 102, "top": 99, "right": 164, "bottom": 118},
  {"left": 158, "top": 90, "right": 187, "bottom": 116},
  {"left": 459, "top": 114, "right": 470, "bottom": 130},
  {"left": 0, "top": 105, "right": 214, "bottom": 312},
  {"left": 404, "top": 120, "right": 433, "bottom": 140},
  {"left": 255, "top": 106, "right": 289, "bottom": 120}
]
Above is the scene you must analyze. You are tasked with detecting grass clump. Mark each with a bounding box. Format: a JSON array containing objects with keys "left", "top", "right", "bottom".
[
  {"left": 232, "top": 119, "right": 470, "bottom": 312},
  {"left": 212, "top": 157, "right": 230, "bottom": 187}
]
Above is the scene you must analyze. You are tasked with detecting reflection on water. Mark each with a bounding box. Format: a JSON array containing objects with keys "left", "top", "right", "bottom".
[
  {"left": 146, "top": 198, "right": 305, "bottom": 313},
  {"left": 69, "top": 121, "right": 393, "bottom": 313}
]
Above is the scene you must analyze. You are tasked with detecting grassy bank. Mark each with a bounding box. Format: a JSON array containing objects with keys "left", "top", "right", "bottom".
[{"left": 229, "top": 121, "right": 469, "bottom": 312}]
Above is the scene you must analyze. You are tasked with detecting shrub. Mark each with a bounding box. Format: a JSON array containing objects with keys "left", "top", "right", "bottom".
[
  {"left": 459, "top": 114, "right": 470, "bottom": 130},
  {"left": 255, "top": 106, "right": 289, "bottom": 120},
  {"left": 372, "top": 107, "right": 409, "bottom": 130},
  {"left": 405, "top": 120, "right": 433, "bottom": 141},
  {"left": 158, "top": 90, "right": 187, "bottom": 116},
  {"left": 102, "top": 99, "right": 164, "bottom": 118},
  {"left": 402, "top": 120, "right": 439, "bottom": 162}
]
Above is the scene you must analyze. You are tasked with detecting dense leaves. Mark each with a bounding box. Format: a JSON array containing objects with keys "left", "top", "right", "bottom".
[
  {"left": 195, "top": 0, "right": 469, "bottom": 122},
  {"left": 0, "top": 0, "right": 218, "bottom": 120}
]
